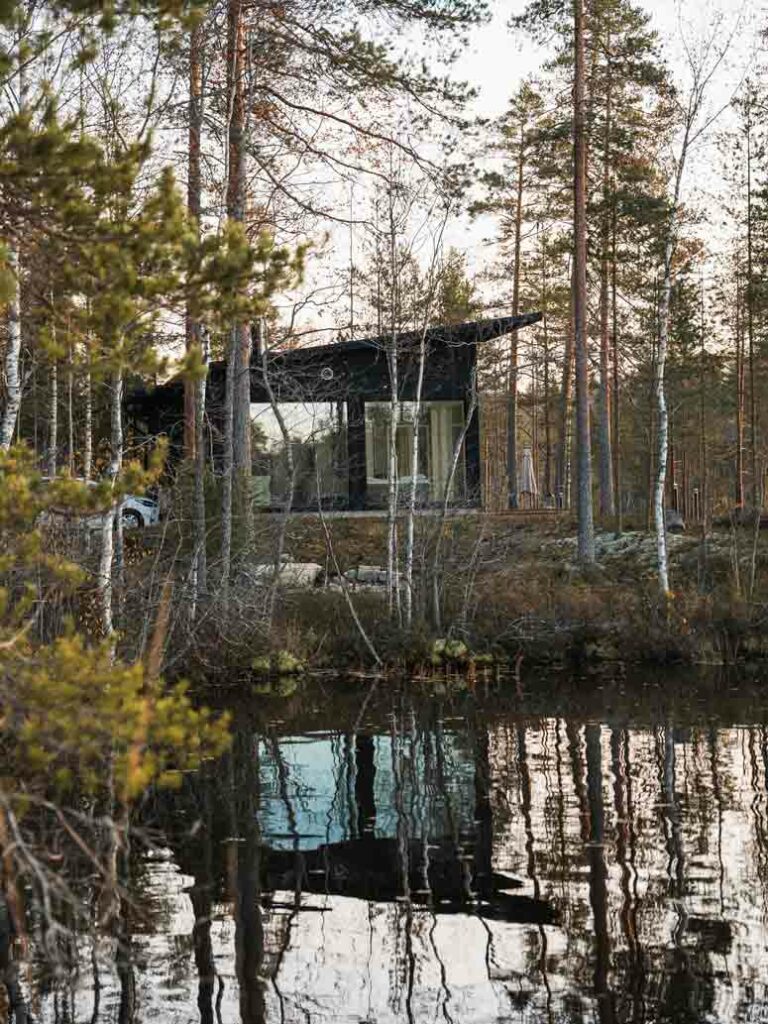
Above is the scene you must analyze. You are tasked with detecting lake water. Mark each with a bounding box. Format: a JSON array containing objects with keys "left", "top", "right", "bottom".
[{"left": 19, "top": 669, "right": 768, "bottom": 1023}]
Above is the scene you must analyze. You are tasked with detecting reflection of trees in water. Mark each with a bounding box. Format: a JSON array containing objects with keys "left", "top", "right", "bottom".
[{"left": 23, "top": 709, "right": 768, "bottom": 1023}]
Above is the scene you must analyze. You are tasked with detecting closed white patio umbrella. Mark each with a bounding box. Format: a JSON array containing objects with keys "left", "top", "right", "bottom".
[{"left": 519, "top": 447, "right": 538, "bottom": 506}]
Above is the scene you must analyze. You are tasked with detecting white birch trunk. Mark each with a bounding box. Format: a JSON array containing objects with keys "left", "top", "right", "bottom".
[
  {"left": 112, "top": 371, "right": 124, "bottom": 602},
  {"left": 46, "top": 357, "right": 57, "bottom": 477},
  {"left": 0, "top": 248, "right": 22, "bottom": 450},
  {"left": 220, "top": 327, "right": 236, "bottom": 600},
  {"left": 655, "top": 119, "right": 692, "bottom": 597},
  {"left": 431, "top": 372, "right": 478, "bottom": 633},
  {"left": 386, "top": 189, "right": 401, "bottom": 620},
  {"left": 387, "top": 342, "right": 400, "bottom": 619},
  {"left": 97, "top": 500, "right": 115, "bottom": 639},
  {"left": 654, "top": 252, "right": 672, "bottom": 595},
  {"left": 261, "top": 328, "right": 296, "bottom": 628},
  {"left": 83, "top": 367, "right": 93, "bottom": 481},
  {"left": 98, "top": 369, "right": 123, "bottom": 639},
  {"left": 67, "top": 349, "right": 74, "bottom": 475},
  {"left": 404, "top": 325, "right": 427, "bottom": 627}
]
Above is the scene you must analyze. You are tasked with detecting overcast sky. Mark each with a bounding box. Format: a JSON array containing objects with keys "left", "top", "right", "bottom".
[
  {"left": 290, "top": 0, "right": 758, "bottom": 337},
  {"left": 421, "top": 0, "right": 756, "bottom": 299}
]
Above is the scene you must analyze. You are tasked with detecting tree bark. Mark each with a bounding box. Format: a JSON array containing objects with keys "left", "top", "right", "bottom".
[
  {"left": 747, "top": 117, "right": 759, "bottom": 509},
  {"left": 46, "top": 356, "right": 57, "bottom": 478},
  {"left": 220, "top": 329, "right": 235, "bottom": 598},
  {"left": 83, "top": 365, "right": 93, "bottom": 481},
  {"left": 188, "top": 19, "right": 208, "bottom": 604},
  {"left": 597, "top": 59, "right": 615, "bottom": 519},
  {"left": 194, "top": 333, "right": 209, "bottom": 600},
  {"left": 0, "top": 38, "right": 26, "bottom": 451},
  {"left": 98, "top": 369, "right": 123, "bottom": 641},
  {"left": 699, "top": 277, "right": 708, "bottom": 530},
  {"left": 507, "top": 122, "right": 525, "bottom": 510},
  {"left": 555, "top": 266, "right": 575, "bottom": 509},
  {"left": 184, "top": 19, "right": 203, "bottom": 461},
  {"left": 386, "top": 194, "right": 400, "bottom": 619},
  {"left": 736, "top": 273, "right": 745, "bottom": 508},
  {"left": 220, "top": 0, "right": 247, "bottom": 588},
  {"left": 404, "top": 322, "right": 427, "bottom": 627},
  {"left": 611, "top": 208, "right": 621, "bottom": 532},
  {"left": 387, "top": 341, "right": 400, "bottom": 618},
  {"left": 573, "top": 0, "right": 595, "bottom": 562},
  {"left": 67, "top": 343, "right": 74, "bottom": 475},
  {"left": 227, "top": 0, "right": 252, "bottom": 550},
  {"left": 0, "top": 249, "right": 22, "bottom": 450},
  {"left": 540, "top": 230, "right": 552, "bottom": 500},
  {"left": 655, "top": 249, "right": 673, "bottom": 593}
]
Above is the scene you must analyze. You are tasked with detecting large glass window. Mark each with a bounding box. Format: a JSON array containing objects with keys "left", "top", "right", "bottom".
[
  {"left": 250, "top": 401, "right": 348, "bottom": 508},
  {"left": 364, "top": 401, "right": 466, "bottom": 507}
]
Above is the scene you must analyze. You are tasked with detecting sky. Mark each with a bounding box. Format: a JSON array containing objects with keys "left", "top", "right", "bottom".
[
  {"left": 445, "top": 0, "right": 758, "bottom": 269},
  {"left": 283, "top": 0, "right": 758, "bottom": 340}
]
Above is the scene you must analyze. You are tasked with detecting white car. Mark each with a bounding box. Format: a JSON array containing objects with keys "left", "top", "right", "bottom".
[
  {"left": 120, "top": 494, "right": 160, "bottom": 529},
  {"left": 40, "top": 477, "right": 161, "bottom": 530}
]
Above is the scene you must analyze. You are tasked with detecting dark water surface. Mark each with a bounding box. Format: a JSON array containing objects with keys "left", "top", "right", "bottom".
[{"left": 24, "top": 669, "right": 768, "bottom": 1022}]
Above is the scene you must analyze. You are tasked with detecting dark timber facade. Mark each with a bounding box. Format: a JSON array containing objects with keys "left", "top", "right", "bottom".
[{"left": 128, "top": 313, "right": 542, "bottom": 512}]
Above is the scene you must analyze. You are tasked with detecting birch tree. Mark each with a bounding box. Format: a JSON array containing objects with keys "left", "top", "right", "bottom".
[
  {"left": 653, "top": 17, "right": 740, "bottom": 594},
  {"left": 573, "top": 0, "right": 595, "bottom": 563}
]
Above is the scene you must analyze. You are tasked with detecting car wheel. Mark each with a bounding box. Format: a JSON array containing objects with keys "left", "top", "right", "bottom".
[{"left": 122, "top": 508, "right": 143, "bottom": 529}]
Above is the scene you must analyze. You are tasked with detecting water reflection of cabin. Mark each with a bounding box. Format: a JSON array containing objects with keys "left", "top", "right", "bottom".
[{"left": 129, "top": 313, "right": 541, "bottom": 511}]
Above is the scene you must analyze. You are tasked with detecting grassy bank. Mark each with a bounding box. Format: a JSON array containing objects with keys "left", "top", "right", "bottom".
[{"left": 157, "top": 513, "right": 768, "bottom": 684}]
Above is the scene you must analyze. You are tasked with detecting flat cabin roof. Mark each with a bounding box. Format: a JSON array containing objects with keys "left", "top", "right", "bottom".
[
  {"left": 127, "top": 312, "right": 543, "bottom": 410},
  {"left": 273, "top": 312, "right": 543, "bottom": 359}
]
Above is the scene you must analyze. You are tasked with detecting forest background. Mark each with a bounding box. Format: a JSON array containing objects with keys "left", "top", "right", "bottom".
[{"left": 1, "top": 0, "right": 768, "bottom": 981}]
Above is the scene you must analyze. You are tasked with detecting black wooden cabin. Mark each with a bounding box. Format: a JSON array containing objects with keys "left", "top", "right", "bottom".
[{"left": 127, "top": 312, "right": 542, "bottom": 511}]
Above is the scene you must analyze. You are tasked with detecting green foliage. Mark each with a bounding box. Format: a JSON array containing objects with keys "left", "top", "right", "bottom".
[
  {"left": 13, "top": 634, "right": 229, "bottom": 800},
  {"left": 0, "top": 445, "right": 229, "bottom": 807},
  {"left": 435, "top": 248, "right": 482, "bottom": 324}
]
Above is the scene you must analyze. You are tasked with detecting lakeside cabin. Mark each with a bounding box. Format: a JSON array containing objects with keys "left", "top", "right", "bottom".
[{"left": 127, "top": 312, "right": 542, "bottom": 513}]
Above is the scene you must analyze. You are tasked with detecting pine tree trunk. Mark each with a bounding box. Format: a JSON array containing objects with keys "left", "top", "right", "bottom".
[
  {"left": 573, "top": 0, "right": 595, "bottom": 562},
  {"left": 194, "top": 337, "right": 208, "bottom": 600},
  {"left": 597, "top": 64, "right": 614, "bottom": 519},
  {"left": 233, "top": 323, "right": 253, "bottom": 544},
  {"left": 220, "top": 0, "right": 245, "bottom": 590},
  {"left": 185, "top": 19, "right": 203, "bottom": 462},
  {"left": 220, "top": 329, "right": 235, "bottom": 598},
  {"left": 0, "top": 248, "right": 21, "bottom": 450},
  {"left": 227, "top": 0, "right": 252, "bottom": 550},
  {"left": 507, "top": 126, "right": 525, "bottom": 510},
  {"left": 188, "top": 18, "right": 208, "bottom": 603}
]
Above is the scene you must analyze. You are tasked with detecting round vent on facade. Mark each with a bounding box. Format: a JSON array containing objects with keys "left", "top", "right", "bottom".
[{"left": 320, "top": 366, "right": 334, "bottom": 381}]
